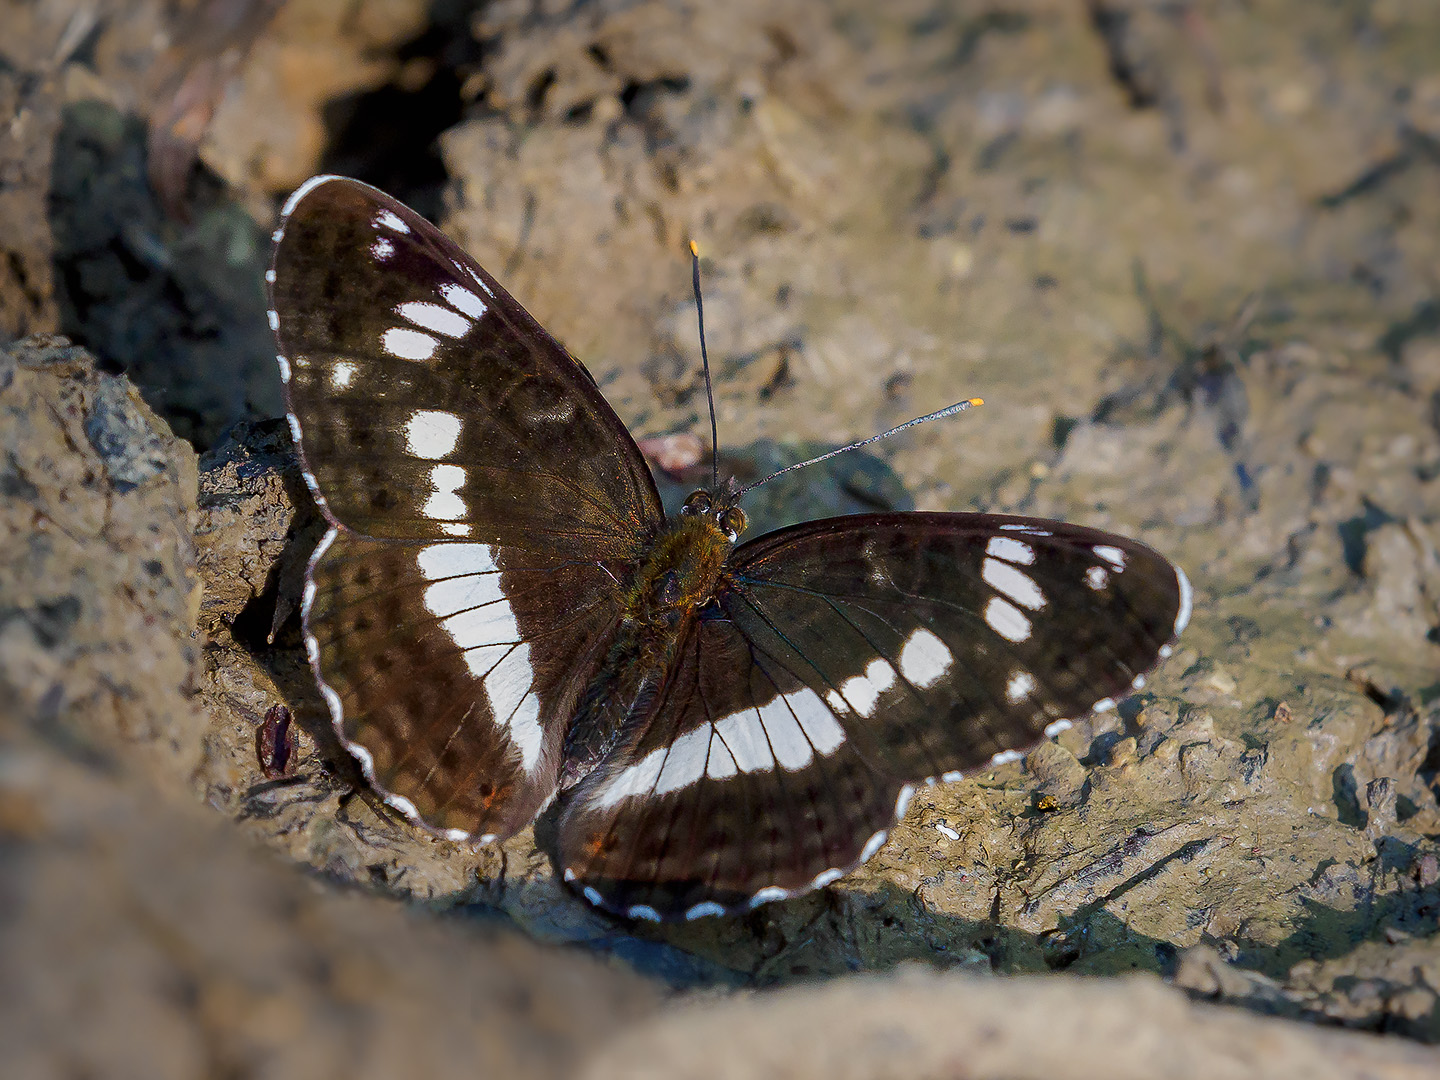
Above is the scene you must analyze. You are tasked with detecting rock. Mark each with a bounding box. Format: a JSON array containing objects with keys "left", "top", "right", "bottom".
[{"left": 584, "top": 968, "right": 1440, "bottom": 1080}]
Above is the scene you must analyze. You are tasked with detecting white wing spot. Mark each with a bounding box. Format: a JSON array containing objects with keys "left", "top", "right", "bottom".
[
  {"left": 653, "top": 725, "right": 711, "bottom": 795},
  {"left": 714, "top": 708, "right": 777, "bottom": 773},
  {"left": 330, "top": 360, "right": 356, "bottom": 389},
  {"left": 276, "top": 355, "right": 291, "bottom": 382},
  {"left": 442, "top": 828, "right": 469, "bottom": 842},
  {"left": 418, "top": 547, "right": 539, "bottom": 774},
  {"left": 422, "top": 463, "right": 467, "bottom": 520},
  {"left": 464, "top": 264, "right": 497, "bottom": 297},
  {"left": 1005, "top": 670, "right": 1036, "bottom": 704},
  {"left": 418, "top": 543, "right": 498, "bottom": 582},
  {"left": 372, "top": 236, "right": 395, "bottom": 260},
  {"left": 1094, "top": 545, "right": 1127, "bottom": 571},
  {"left": 267, "top": 309, "right": 279, "bottom": 331},
  {"left": 1174, "top": 564, "right": 1193, "bottom": 635},
  {"left": 1093, "top": 697, "right": 1116, "bottom": 713},
  {"left": 382, "top": 327, "right": 439, "bottom": 361},
  {"left": 265, "top": 268, "right": 276, "bottom": 283},
  {"left": 385, "top": 792, "right": 420, "bottom": 818},
  {"left": 626, "top": 905, "right": 662, "bottom": 922},
  {"left": 895, "top": 784, "right": 916, "bottom": 819},
  {"left": 790, "top": 688, "right": 845, "bottom": 753},
  {"left": 989, "top": 749, "right": 1024, "bottom": 767},
  {"left": 860, "top": 831, "right": 889, "bottom": 862},
  {"left": 398, "top": 300, "right": 472, "bottom": 338},
  {"left": 984, "top": 596, "right": 1033, "bottom": 643},
  {"left": 286, "top": 413, "right": 303, "bottom": 442},
  {"left": 280, "top": 174, "right": 342, "bottom": 219},
  {"left": 837, "top": 658, "right": 898, "bottom": 717},
  {"left": 940, "top": 770, "right": 964, "bottom": 783},
  {"left": 486, "top": 646, "right": 544, "bottom": 771},
  {"left": 596, "top": 749, "right": 666, "bottom": 808},
  {"left": 1086, "top": 565, "right": 1109, "bottom": 590},
  {"left": 440, "top": 282, "right": 489, "bottom": 320},
  {"left": 686, "top": 901, "right": 727, "bottom": 920},
  {"left": 812, "top": 868, "right": 844, "bottom": 889},
  {"left": 441, "top": 523, "right": 471, "bottom": 537},
  {"left": 376, "top": 208, "right": 410, "bottom": 233},
  {"left": 899, "top": 628, "right": 952, "bottom": 688},
  {"left": 1132, "top": 673, "right": 1147, "bottom": 690},
  {"left": 986, "top": 536, "right": 1036, "bottom": 564},
  {"left": 601, "top": 686, "right": 848, "bottom": 805},
  {"left": 405, "top": 410, "right": 462, "bottom": 459},
  {"left": 705, "top": 737, "right": 738, "bottom": 779},
  {"left": 749, "top": 886, "right": 790, "bottom": 908},
  {"left": 756, "top": 696, "right": 814, "bottom": 770},
  {"left": 1044, "top": 718, "right": 1073, "bottom": 738},
  {"left": 345, "top": 740, "right": 374, "bottom": 776},
  {"left": 983, "top": 557, "right": 1047, "bottom": 611},
  {"left": 583, "top": 886, "right": 604, "bottom": 907},
  {"left": 999, "top": 523, "right": 1053, "bottom": 536}
]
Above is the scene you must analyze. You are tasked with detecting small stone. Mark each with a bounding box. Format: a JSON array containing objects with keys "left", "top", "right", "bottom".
[
  {"left": 1363, "top": 777, "right": 1397, "bottom": 842},
  {"left": 84, "top": 374, "right": 169, "bottom": 491},
  {"left": 1415, "top": 852, "right": 1439, "bottom": 888}
]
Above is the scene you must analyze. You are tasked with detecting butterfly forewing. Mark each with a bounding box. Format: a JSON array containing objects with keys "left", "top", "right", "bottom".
[
  {"left": 558, "top": 513, "right": 1189, "bottom": 918},
  {"left": 270, "top": 176, "right": 663, "bottom": 838},
  {"left": 271, "top": 176, "right": 661, "bottom": 553},
  {"left": 727, "top": 513, "right": 1190, "bottom": 779}
]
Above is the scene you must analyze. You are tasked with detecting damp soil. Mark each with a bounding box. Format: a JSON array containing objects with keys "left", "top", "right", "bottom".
[{"left": 5, "top": 1, "right": 1440, "bottom": 1076}]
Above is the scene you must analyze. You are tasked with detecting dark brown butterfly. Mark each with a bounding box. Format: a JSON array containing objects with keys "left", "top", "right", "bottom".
[{"left": 268, "top": 176, "right": 1191, "bottom": 921}]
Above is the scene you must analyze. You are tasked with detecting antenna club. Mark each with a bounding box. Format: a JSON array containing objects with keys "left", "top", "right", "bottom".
[
  {"left": 968, "top": 397, "right": 984, "bottom": 406},
  {"left": 689, "top": 240, "right": 700, "bottom": 257}
]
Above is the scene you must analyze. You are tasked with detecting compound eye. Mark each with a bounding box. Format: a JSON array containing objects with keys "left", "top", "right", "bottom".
[
  {"left": 682, "top": 491, "right": 712, "bottom": 516},
  {"left": 719, "top": 507, "right": 747, "bottom": 541}
]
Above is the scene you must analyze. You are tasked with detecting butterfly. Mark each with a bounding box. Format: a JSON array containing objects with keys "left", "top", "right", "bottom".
[{"left": 267, "top": 175, "right": 1192, "bottom": 922}]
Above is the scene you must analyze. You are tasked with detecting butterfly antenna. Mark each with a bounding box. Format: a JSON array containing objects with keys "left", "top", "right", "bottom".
[
  {"left": 734, "top": 397, "right": 984, "bottom": 498},
  {"left": 690, "top": 240, "right": 720, "bottom": 490}
]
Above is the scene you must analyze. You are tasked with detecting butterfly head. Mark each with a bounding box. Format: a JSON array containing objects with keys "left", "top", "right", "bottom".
[{"left": 679, "top": 483, "right": 747, "bottom": 544}]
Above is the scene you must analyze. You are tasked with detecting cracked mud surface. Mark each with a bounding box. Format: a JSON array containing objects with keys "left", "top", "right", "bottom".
[{"left": 5, "top": 0, "right": 1440, "bottom": 1076}]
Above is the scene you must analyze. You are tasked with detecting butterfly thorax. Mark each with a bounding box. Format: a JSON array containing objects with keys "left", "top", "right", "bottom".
[{"left": 624, "top": 516, "right": 727, "bottom": 623}]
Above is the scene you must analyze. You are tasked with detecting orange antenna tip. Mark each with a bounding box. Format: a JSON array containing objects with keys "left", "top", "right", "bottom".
[
  {"left": 689, "top": 240, "right": 700, "bottom": 257},
  {"left": 969, "top": 397, "right": 984, "bottom": 406}
]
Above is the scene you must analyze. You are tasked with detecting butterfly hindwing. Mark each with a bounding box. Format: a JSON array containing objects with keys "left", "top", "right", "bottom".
[
  {"left": 270, "top": 176, "right": 664, "bottom": 837},
  {"left": 556, "top": 513, "right": 1189, "bottom": 918},
  {"left": 307, "top": 531, "right": 627, "bottom": 838},
  {"left": 555, "top": 613, "right": 906, "bottom": 919}
]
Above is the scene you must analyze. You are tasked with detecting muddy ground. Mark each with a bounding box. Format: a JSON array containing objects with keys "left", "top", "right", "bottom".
[{"left": 3, "top": 0, "right": 1440, "bottom": 1076}]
